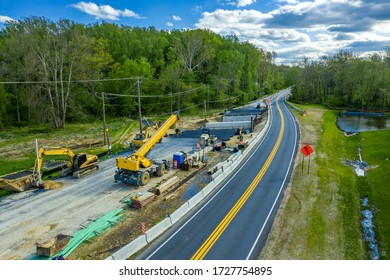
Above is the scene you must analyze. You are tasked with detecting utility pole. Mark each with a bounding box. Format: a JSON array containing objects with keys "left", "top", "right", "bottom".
[
  {"left": 207, "top": 84, "right": 210, "bottom": 111},
  {"left": 170, "top": 94, "right": 173, "bottom": 115},
  {"left": 204, "top": 99, "right": 207, "bottom": 121},
  {"left": 35, "top": 139, "right": 43, "bottom": 186},
  {"left": 137, "top": 77, "right": 143, "bottom": 134},
  {"left": 102, "top": 92, "right": 106, "bottom": 145}
]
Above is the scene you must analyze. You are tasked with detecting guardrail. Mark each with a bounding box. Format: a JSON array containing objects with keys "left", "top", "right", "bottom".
[
  {"left": 106, "top": 103, "right": 272, "bottom": 260},
  {"left": 285, "top": 101, "right": 303, "bottom": 113}
]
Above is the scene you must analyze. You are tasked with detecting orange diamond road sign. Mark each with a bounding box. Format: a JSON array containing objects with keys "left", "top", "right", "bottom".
[{"left": 301, "top": 144, "right": 314, "bottom": 157}]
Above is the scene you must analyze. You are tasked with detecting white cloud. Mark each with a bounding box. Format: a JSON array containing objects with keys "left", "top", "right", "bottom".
[
  {"left": 220, "top": 0, "right": 256, "bottom": 7},
  {"left": 0, "top": 15, "right": 14, "bottom": 23},
  {"left": 173, "top": 15, "right": 182, "bottom": 21},
  {"left": 275, "top": 0, "right": 300, "bottom": 4},
  {"left": 166, "top": 22, "right": 174, "bottom": 27},
  {"left": 70, "top": 1, "right": 141, "bottom": 20},
  {"left": 315, "top": 33, "right": 334, "bottom": 41},
  {"left": 237, "top": 0, "right": 256, "bottom": 7},
  {"left": 196, "top": 0, "right": 390, "bottom": 64}
]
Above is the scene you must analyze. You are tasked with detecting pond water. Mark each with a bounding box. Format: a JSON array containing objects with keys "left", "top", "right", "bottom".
[{"left": 336, "top": 112, "right": 390, "bottom": 133}]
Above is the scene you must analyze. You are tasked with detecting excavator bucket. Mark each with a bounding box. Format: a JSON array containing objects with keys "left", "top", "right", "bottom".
[{"left": 43, "top": 180, "right": 62, "bottom": 190}]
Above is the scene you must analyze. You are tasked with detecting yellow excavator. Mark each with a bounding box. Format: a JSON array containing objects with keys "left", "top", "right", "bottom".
[
  {"left": 115, "top": 113, "right": 179, "bottom": 186},
  {"left": 132, "top": 122, "right": 159, "bottom": 148},
  {"left": 33, "top": 147, "right": 99, "bottom": 185}
]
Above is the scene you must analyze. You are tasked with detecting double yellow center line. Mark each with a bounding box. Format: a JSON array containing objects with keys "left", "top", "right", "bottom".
[{"left": 191, "top": 97, "right": 285, "bottom": 260}]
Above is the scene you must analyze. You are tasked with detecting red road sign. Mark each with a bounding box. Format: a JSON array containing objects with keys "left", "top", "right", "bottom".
[
  {"left": 141, "top": 222, "right": 146, "bottom": 234},
  {"left": 301, "top": 144, "right": 314, "bottom": 157}
]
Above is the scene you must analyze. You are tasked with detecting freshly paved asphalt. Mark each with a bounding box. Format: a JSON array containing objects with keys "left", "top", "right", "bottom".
[{"left": 138, "top": 89, "right": 299, "bottom": 260}]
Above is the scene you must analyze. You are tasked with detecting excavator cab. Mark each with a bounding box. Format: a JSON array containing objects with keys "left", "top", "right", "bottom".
[
  {"left": 134, "top": 133, "right": 145, "bottom": 141},
  {"left": 73, "top": 153, "right": 87, "bottom": 169}
]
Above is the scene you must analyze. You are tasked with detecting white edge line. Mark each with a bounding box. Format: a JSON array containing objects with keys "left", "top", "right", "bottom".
[
  {"left": 145, "top": 102, "right": 274, "bottom": 260},
  {"left": 245, "top": 94, "right": 299, "bottom": 260}
]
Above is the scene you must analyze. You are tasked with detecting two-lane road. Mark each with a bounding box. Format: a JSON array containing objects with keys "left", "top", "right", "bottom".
[{"left": 138, "top": 89, "right": 299, "bottom": 260}]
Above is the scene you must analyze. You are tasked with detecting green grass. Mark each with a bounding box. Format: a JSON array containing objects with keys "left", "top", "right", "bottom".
[
  {"left": 0, "top": 118, "right": 136, "bottom": 176},
  {"left": 0, "top": 156, "right": 37, "bottom": 176},
  {"left": 348, "top": 130, "right": 390, "bottom": 259},
  {"left": 0, "top": 190, "right": 9, "bottom": 197},
  {"left": 289, "top": 102, "right": 329, "bottom": 110},
  {"left": 316, "top": 111, "right": 363, "bottom": 259},
  {"left": 262, "top": 104, "right": 390, "bottom": 259},
  {"left": 261, "top": 107, "right": 366, "bottom": 259}
]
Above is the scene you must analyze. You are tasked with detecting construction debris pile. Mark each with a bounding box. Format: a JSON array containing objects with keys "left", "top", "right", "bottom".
[{"left": 129, "top": 192, "right": 156, "bottom": 209}]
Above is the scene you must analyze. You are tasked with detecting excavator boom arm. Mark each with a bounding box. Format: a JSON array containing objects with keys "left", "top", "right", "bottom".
[{"left": 34, "top": 147, "right": 76, "bottom": 172}]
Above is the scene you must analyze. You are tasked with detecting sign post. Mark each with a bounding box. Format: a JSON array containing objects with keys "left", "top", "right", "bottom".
[{"left": 300, "top": 144, "right": 314, "bottom": 173}]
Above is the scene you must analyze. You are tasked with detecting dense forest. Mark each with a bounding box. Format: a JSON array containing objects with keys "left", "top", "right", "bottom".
[
  {"left": 0, "top": 17, "right": 389, "bottom": 129},
  {"left": 0, "top": 17, "right": 285, "bottom": 129},
  {"left": 290, "top": 50, "right": 390, "bottom": 110}
]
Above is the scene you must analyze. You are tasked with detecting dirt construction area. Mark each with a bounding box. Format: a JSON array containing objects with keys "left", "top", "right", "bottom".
[{"left": 0, "top": 102, "right": 267, "bottom": 260}]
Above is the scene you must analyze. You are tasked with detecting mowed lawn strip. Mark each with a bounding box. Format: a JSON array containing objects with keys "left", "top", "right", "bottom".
[{"left": 260, "top": 106, "right": 365, "bottom": 259}]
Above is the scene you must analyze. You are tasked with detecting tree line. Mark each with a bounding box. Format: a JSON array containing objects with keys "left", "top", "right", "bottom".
[
  {"left": 0, "top": 17, "right": 287, "bottom": 129},
  {"left": 290, "top": 50, "right": 390, "bottom": 110},
  {"left": 0, "top": 17, "right": 388, "bottom": 129}
]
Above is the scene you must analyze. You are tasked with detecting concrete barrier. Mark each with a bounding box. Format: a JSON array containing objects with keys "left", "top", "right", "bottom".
[
  {"left": 230, "top": 159, "right": 239, "bottom": 170},
  {"left": 221, "top": 160, "right": 232, "bottom": 169},
  {"left": 110, "top": 235, "right": 148, "bottom": 260},
  {"left": 202, "top": 181, "right": 215, "bottom": 197},
  {"left": 213, "top": 173, "right": 224, "bottom": 185},
  {"left": 146, "top": 217, "right": 171, "bottom": 243},
  {"left": 223, "top": 115, "right": 257, "bottom": 122},
  {"left": 223, "top": 165, "right": 232, "bottom": 175},
  {"left": 107, "top": 100, "right": 272, "bottom": 260},
  {"left": 205, "top": 121, "right": 251, "bottom": 129},
  {"left": 228, "top": 152, "right": 239, "bottom": 162},
  {"left": 170, "top": 202, "right": 190, "bottom": 224},
  {"left": 188, "top": 192, "right": 204, "bottom": 209},
  {"left": 211, "top": 169, "right": 223, "bottom": 179},
  {"left": 286, "top": 101, "right": 303, "bottom": 113}
]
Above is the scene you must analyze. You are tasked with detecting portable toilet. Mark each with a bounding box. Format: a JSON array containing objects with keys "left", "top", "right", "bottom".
[{"left": 173, "top": 152, "right": 185, "bottom": 169}]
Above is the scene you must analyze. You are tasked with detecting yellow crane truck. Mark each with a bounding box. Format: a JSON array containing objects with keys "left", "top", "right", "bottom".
[{"left": 114, "top": 113, "right": 179, "bottom": 186}]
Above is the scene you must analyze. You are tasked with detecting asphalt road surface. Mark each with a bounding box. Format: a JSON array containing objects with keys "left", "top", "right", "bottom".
[{"left": 138, "top": 89, "right": 299, "bottom": 260}]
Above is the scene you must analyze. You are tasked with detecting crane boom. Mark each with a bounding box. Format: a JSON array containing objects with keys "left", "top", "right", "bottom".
[{"left": 115, "top": 113, "right": 180, "bottom": 186}]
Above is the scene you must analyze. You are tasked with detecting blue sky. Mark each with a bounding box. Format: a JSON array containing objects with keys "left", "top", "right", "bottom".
[{"left": 1, "top": 0, "right": 389, "bottom": 64}]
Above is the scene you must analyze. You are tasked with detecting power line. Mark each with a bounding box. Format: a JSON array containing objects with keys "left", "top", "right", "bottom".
[
  {"left": 0, "top": 77, "right": 208, "bottom": 85},
  {"left": 0, "top": 77, "right": 140, "bottom": 85},
  {"left": 98, "top": 85, "right": 206, "bottom": 99}
]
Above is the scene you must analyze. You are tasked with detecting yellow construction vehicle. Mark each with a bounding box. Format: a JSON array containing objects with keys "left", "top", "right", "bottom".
[
  {"left": 115, "top": 113, "right": 179, "bottom": 186},
  {"left": 132, "top": 122, "right": 159, "bottom": 148},
  {"left": 33, "top": 147, "right": 99, "bottom": 183}
]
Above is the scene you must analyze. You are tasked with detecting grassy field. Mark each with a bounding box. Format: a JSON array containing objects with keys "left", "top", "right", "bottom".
[
  {"left": 0, "top": 118, "right": 137, "bottom": 197},
  {"left": 349, "top": 130, "right": 390, "bottom": 258},
  {"left": 261, "top": 105, "right": 368, "bottom": 259},
  {"left": 0, "top": 118, "right": 136, "bottom": 176}
]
